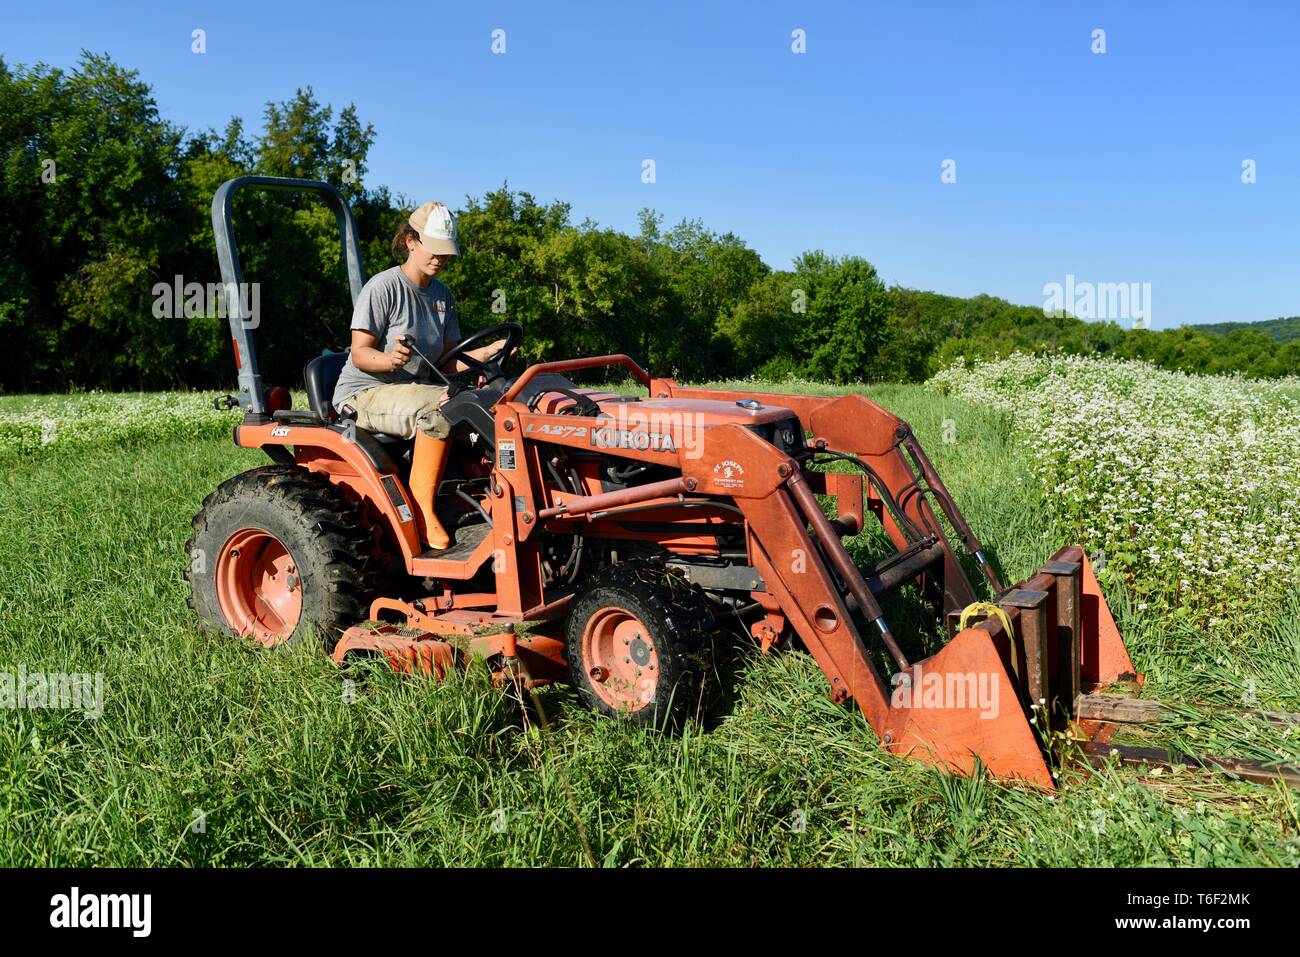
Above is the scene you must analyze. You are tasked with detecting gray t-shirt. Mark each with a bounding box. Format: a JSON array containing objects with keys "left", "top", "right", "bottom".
[{"left": 332, "top": 266, "right": 462, "bottom": 407}]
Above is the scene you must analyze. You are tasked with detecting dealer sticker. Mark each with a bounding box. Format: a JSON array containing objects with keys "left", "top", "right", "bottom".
[{"left": 712, "top": 459, "right": 745, "bottom": 489}]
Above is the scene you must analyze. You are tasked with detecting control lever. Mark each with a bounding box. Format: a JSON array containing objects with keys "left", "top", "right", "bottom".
[
  {"left": 401, "top": 335, "right": 468, "bottom": 397},
  {"left": 398, "top": 334, "right": 435, "bottom": 371}
]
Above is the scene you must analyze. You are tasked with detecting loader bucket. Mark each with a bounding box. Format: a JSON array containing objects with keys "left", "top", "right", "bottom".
[
  {"left": 883, "top": 624, "right": 1055, "bottom": 788},
  {"left": 728, "top": 420, "right": 1144, "bottom": 790},
  {"left": 880, "top": 547, "right": 1139, "bottom": 789},
  {"left": 1077, "top": 551, "right": 1140, "bottom": 689}
]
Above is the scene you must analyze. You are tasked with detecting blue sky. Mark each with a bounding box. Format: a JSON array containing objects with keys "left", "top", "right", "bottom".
[{"left": 4, "top": 0, "right": 1298, "bottom": 328}]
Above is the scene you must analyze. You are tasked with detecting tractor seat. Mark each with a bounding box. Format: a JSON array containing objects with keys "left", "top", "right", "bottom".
[
  {"left": 303, "top": 351, "right": 349, "bottom": 422},
  {"left": 300, "top": 353, "right": 444, "bottom": 480},
  {"left": 302, "top": 352, "right": 409, "bottom": 453}
]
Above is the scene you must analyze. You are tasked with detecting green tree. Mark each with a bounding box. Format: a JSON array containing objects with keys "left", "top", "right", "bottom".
[
  {"left": 638, "top": 212, "right": 768, "bottom": 378},
  {"left": 796, "top": 252, "right": 892, "bottom": 383},
  {"left": 528, "top": 224, "right": 669, "bottom": 370},
  {"left": 0, "top": 52, "right": 188, "bottom": 390},
  {"left": 717, "top": 271, "right": 802, "bottom": 378}
]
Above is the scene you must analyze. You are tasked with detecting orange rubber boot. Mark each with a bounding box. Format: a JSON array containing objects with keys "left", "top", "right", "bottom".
[{"left": 410, "top": 432, "right": 451, "bottom": 550}]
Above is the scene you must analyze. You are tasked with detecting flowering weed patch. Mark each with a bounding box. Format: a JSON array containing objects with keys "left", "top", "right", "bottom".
[
  {"left": 930, "top": 354, "right": 1300, "bottom": 626},
  {"left": 0, "top": 391, "right": 240, "bottom": 460}
]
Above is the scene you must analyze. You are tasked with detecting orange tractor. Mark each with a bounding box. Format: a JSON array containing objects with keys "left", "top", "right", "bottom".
[{"left": 189, "top": 177, "right": 1289, "bottom": 792}]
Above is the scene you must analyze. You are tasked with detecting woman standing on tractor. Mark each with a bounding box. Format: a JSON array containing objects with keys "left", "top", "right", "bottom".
[{"left": 331, "top": 202, "right": 505, "bottom": 550}]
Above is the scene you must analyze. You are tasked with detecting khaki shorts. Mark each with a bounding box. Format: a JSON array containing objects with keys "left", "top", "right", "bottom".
[{"left": 344, "top": 383, "right": 452, "bottom": 440}]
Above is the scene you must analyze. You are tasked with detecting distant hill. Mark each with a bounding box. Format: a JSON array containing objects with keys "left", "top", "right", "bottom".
[{"left": 1191, "top": 317, "right": 1300, "bottom": 343}]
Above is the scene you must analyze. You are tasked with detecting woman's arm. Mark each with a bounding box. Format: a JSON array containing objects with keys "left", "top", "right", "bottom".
[
  {"left": 439, "top": 338, "right": 508, "bottom": 374},
  {"left": 351, "top": 330, "right": 411, "bottom": 372}
]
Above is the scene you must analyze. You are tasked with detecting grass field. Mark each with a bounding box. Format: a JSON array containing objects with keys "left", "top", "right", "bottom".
[{"left": 1, "top": 376, "right": 1298, "bottom": 866}]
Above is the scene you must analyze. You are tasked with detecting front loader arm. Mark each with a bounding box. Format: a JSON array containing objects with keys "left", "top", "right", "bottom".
[
  {"left": 683, "top": 424, "right": 893, "bottom": 727},
  {"left": 670, "top": 386, "right": 1003, "bottom": 610}
]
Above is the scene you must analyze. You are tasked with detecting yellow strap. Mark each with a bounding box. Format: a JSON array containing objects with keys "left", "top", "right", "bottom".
[
  {"left": 961, "top": 600, "right": 1008, "bottom": 639},
  {"left": 958, "top": 601, "right": 1020, "bottom": 680}
]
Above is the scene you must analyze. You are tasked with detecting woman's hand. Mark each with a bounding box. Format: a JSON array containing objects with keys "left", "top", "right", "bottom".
[
  {"left": 350, "top": 330, "right": 413, "bottom": 373},
  {"left": 462, "top": 338, "right": 508, "bottom": 366},
  {"left": 385, "top": 341, "right": 413, "bottom": 370}
]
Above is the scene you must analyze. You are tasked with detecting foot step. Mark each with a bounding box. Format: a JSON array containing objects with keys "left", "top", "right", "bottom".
[{"left": 417, "top": 521, "right": 490, "bottom": 562}]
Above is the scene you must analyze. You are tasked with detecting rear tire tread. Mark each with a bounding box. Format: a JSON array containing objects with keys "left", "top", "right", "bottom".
[{"left": 185, "top": 465, "right": 381, "bottom": 650}]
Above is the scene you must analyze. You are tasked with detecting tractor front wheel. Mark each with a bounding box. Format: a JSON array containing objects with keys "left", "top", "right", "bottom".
[
  {"left": 565, "top": 559, "right": 717, "bottom": 731},
  {"left": 185, "top": 465, "right": 380, "bottom": 652}
]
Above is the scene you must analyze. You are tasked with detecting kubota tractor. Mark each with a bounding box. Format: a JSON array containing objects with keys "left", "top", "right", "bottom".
[{"left": 192, "top": 176, "right": 1286, "bottom": 792}]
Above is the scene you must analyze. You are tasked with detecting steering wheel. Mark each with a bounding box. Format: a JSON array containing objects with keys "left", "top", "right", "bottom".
[{"left": 423, "top": 322, "right": 522, "bottom": 389}]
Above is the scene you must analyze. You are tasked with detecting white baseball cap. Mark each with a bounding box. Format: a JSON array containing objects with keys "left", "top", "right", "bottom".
[{"left": 409, "top": 201, "right": 459, "bottom": 256}]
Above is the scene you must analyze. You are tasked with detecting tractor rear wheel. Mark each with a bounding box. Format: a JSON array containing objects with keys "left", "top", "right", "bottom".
[
  {"left": 185, "top": 465, "right": 380, "bottom": 652},
  {"left": 565, "top": 559, "right": 717, "bottom": 731}
]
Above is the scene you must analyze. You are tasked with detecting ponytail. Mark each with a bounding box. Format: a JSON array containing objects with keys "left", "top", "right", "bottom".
[{"left": 391, "top": 221, "right": 420, "bottom": 261}]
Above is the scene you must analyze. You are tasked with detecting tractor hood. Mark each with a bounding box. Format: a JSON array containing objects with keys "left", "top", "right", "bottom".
[
  {"left": 598, "top": 396, "right": 806, "bottom": 458},
  {"left": 628, "top": 397, "right": 798, "bottom": 428}
]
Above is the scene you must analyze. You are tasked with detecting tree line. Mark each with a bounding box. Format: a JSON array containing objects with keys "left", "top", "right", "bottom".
[{"left": 2, "top": 52, "right": 1297, "bottom": 394}]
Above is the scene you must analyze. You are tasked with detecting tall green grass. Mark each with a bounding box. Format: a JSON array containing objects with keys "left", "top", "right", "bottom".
[{"left": 0, "top": 383, "right": 1297, "bottom": 865}]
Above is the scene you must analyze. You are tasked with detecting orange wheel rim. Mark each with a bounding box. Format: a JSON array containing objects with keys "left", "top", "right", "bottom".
[
  {"left": 215, "top": 528, "right": 303, "bottom": 647},
  {"left": 581, "top": 606, "right": 658, "bottom": 712}
]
